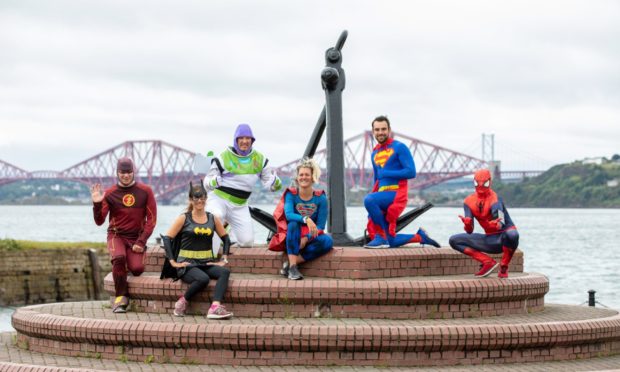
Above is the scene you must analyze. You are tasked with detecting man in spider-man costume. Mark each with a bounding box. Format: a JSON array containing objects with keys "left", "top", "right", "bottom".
[
  {"left": 363, "top": 115, "right": 439, "bottom": 249},
  {"left": 448, "top": 169, "right": 519, "bottom": 278}
]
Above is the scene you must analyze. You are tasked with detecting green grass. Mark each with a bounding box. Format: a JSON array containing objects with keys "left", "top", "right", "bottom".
[
  {"left": 181, "top": 357, "right": 199, "bottom": 365},
  {"left": 0, "top": 238, "right": 106, "bottom": 251}
]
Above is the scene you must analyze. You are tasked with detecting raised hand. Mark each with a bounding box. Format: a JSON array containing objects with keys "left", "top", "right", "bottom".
[
  {"left": 459, "top": 215, "right": 474, "bottom": 234},
  {"left": 90, "top": 184, "right": 105, "bottom": 203},
  {"left": 268, "top": 168, "right": 282, "bottom": 191}
]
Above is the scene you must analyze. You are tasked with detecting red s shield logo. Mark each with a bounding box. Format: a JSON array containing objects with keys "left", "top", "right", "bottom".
[{"left": 374, "top": 148, "right": 394, "bottom": 168}]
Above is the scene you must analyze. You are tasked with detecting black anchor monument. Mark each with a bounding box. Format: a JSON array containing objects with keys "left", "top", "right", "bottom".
[{"left": 251, "top": 30, "right": 432, "bottom": 246}]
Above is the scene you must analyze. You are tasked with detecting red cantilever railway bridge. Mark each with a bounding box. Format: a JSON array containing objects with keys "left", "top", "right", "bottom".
[{"left": 0, "top": 132, "right": 542, "bottom": 203}]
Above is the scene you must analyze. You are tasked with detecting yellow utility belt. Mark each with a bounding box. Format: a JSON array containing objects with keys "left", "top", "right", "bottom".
[
  {"left": 378, "top": 185, "right": 399, "bottom": 192},
  {"left": 178, "top": 249, "right": 214, "bottom": 259}
]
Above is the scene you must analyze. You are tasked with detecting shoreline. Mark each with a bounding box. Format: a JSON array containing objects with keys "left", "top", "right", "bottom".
[{"left": 1, "top": 202, "right": 620, "bottom": 209}]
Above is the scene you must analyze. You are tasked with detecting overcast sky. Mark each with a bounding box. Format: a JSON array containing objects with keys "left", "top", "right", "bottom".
[{"left": 1, "top": 0, "right": 618, "bottom": 172}]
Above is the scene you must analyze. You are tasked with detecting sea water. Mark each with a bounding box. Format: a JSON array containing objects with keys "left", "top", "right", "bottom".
[{"left": 1, "top": 205, "right": 619, "bottom": 331}]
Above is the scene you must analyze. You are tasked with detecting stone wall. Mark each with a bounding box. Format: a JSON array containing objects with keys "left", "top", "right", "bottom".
[{"left": 0, "top": 248, "right": 111, "bottom": 306}]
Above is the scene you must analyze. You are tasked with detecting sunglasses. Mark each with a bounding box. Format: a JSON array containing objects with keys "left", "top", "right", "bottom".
[{"left": 191, "top": 195, "right": 207, "bottom": 201}]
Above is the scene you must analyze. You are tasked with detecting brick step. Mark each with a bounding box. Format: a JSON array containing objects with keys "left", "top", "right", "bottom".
[
  {"left": 12, "top": 302, "right": 620, "bottom": 367},
  {"left": 4, "top": 331, "right": 620, "bottom": 372},
  {"left": 104, "top": 272, "right": 548, "bottom": 319},
  {"left": 144, "top": 245, "right": 524, "bottom": 279}
]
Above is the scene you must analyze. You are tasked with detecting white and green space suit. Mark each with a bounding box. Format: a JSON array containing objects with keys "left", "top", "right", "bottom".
[{"left": 203, "top": 146, "right": 282, "bottom": 250}]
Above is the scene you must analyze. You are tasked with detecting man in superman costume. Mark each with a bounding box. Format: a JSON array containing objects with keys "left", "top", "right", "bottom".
[
  {"left": 364, "top": 115, "right": 440, "bottom": 249},
  {"left": 448, "top": 169, "right": 519, "bottom": 278}
]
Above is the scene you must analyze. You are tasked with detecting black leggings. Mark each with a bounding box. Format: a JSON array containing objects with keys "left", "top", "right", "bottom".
[{"left": 180, "top": 265, "right": 230, "bottom": 302}]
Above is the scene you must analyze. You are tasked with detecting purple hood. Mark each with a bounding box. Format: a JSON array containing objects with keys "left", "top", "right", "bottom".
[{"left": 233, "top": 123, "right": 255, "bottom": 156}]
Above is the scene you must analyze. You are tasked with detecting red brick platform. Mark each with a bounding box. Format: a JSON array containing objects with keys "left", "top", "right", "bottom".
[
  {"left": 11, "top": 302, "right": 620, "bottom": 367},
  {"left": 103, "top": 272, "right": 547, "bottom": 319},
  {"left": 10, "top": 245, "right": 620, "bottom": 367},
  {"left": 3, "top": 331, "right": 620, "bottom": 371},
  {"left": 144, "top": 246, "right": 524, "bottom": 279}
]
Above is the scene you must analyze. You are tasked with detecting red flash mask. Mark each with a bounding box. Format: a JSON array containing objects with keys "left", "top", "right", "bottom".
[{"left": 473, "top": 169, "right": 492, "bottom": 197}]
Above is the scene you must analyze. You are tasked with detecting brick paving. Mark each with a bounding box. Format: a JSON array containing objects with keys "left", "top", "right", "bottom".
[
  {"left": 14, "top": 301, "right": 616, "bottom": 325},
  {"left": 2, "top": 332, "right": 620, "bottom": 371}
]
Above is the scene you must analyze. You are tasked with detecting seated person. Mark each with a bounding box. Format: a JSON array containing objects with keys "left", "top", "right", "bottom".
[
  {"left": 448, "top": 169, "right": 520, "bottom": 278},
  {"left": 161, "top": 182, "right": 233, "bottom": 319},
  {"left": 364, "top": 115, "right": 439, "bottom": 248},
  {"left": 279, "top": 158, "right": 333, "bottom": 280}
]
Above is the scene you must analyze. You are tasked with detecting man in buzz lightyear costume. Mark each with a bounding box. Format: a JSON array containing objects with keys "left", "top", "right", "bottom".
[{"left": 203, "top": 124, "right": 282, "bottom": 250}]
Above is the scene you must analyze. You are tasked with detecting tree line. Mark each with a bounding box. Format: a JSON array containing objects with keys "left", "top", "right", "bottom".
[{"left": 494, "top": 158, "right": 620, "bottom": 208}]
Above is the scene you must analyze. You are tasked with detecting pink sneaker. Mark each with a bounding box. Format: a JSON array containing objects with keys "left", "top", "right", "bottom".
[
  {"left": 207, "top": 304, "right": 233, "bottom": 319},
  {"left": 174, "top": 297, "right": 187, "bottom": 317}
]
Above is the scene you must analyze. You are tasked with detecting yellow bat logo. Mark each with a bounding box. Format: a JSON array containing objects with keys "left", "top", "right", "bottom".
[{"left": 194, "top": 227, "right": 212, "bottom": 236}]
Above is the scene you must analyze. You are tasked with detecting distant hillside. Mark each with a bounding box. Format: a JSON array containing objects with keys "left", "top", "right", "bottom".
[
  {"left": 0, "top": 180, "right": 90, "bottom": 205},
  {"left": 494, "top": 160, "right": 620, "bottom": 208}
]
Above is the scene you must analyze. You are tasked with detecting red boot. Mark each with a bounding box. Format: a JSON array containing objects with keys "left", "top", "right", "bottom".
[
  {"left": 463, "top": 248, "right": 498, "bottom": 277},
  {"left": 498, "top": 247, "right": 516, "bottom": 278}
]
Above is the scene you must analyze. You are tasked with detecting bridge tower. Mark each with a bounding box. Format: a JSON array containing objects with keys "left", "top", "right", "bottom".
[{"left": 482, "top": 133, "right": 501, "bottom": 180}]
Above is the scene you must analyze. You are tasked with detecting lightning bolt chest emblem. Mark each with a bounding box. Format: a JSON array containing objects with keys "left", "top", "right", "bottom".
[{"left": 122, "top": 194, "right": 135, "bottom": 207}]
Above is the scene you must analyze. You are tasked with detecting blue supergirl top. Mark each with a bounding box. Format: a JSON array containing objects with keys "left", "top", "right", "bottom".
[{"left": 284, "top": 191, "right": 328, "bottom": 231}]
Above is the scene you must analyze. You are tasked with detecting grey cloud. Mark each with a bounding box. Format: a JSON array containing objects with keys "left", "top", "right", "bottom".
[{"left": 1, "top": 0, "right": 619, "bottom": 172}]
